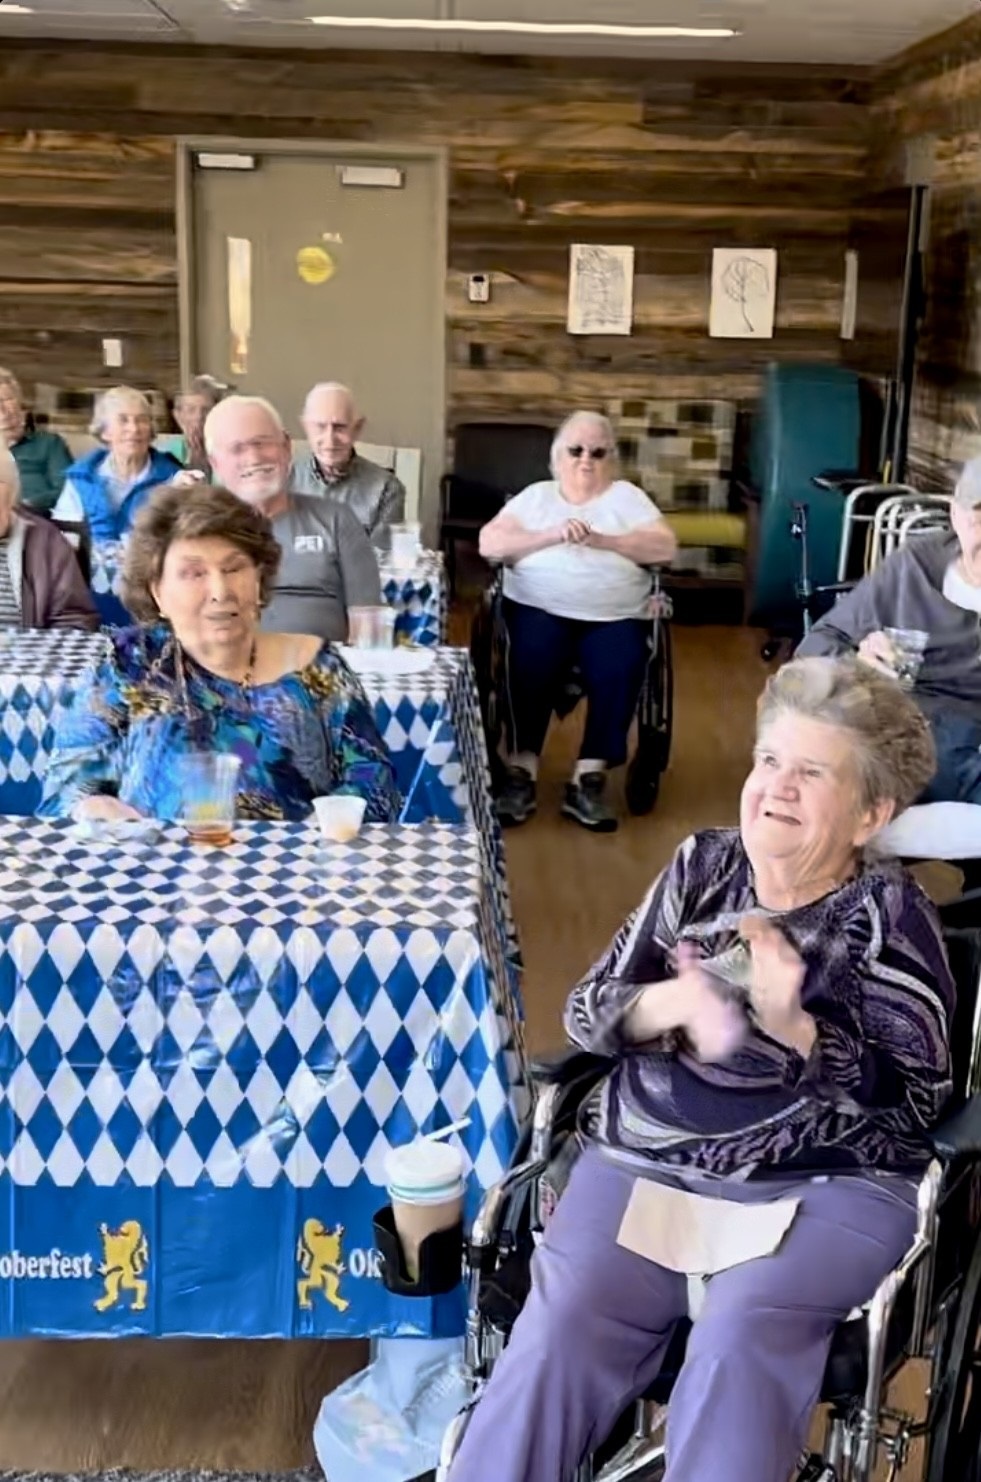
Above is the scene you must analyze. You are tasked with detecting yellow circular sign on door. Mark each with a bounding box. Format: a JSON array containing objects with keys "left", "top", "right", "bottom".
[{"left": 296, "top": 246, "right": 335, "bottom": 286}]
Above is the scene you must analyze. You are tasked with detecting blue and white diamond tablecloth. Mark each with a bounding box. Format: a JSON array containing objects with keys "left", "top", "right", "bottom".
[
  {"left": 0, "top": 634, "right": 476, "bottom": 827},
  {"left": 0, "top": 631, "right": 108, "bottom": 815},
  {"left": 92, "top": 543, "right": 447, "bottom": 647},
  {"left": 378, "top": 551, "right": 447, "bottom": 648},
  {"left": 0, "top": 816, "right": 527, "bottom": 1338}
]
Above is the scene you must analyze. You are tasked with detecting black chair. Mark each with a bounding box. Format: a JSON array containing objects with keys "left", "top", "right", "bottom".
[
  {"left": 50, "top": 517, "right": 92, "bottom": 588},
  {"left": 437, "top": 893, "right": 981, "bottom": 1482},
  {"left": 439, "top": 423, "right": 553, "bottom": 597}
]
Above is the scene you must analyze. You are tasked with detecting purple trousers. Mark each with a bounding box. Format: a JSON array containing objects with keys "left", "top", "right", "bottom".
[{"left": 447, "top": 1148, "right": 918, "bottom": 1482}]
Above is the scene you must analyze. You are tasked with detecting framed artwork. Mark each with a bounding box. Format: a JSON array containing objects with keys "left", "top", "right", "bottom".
[{"left": 709, "top": 248, "right": 778, "bottom": 339}]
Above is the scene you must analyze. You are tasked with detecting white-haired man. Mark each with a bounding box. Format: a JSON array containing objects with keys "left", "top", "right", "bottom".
[
  {"left": 52, "top": 386, "right": 181, "bottom": 540},
  {"left": 205, "top": 395, "right": 381, "bottom": 642},
  {"left": 292, "top": 382, "right": 406, "bottom": 546}
]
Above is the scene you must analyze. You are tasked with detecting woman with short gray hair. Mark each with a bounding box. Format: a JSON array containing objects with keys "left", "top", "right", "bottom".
[
  {"left": 449, "top": 655, "right": 952, "bottom": 1482},
  {"left": 479, "top": 408, "right": 677, "bottom": 833},
  {"left": 52, "top": 385, "right": 182, "bottom": 541}
]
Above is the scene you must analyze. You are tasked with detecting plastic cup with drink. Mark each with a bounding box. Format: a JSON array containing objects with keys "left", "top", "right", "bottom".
[
  {"left": 347, "top": 605, "right": 396, "bottom": 650},
  {"left": 176, "top": 752, "right": 241, "bottom": 846},
  {"left": 389, "top": 521, "right": 422, "bottom": 570},
  {"left": 383, "top": 1137, "right": 466, "bottom": 1283},
  {"left": 884, "top": 627, "right": 929, "bottom": 690}
]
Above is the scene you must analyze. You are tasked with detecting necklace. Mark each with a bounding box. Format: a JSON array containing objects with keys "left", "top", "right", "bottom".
[{"left": 239, "top": 637, "right": 257, "bottom": 690}]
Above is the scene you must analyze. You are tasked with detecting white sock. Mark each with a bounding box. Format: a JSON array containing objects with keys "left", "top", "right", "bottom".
[
  {"left": 510, "top": 751, "right": 539, "bottom": 780},
  {"left": 573, "top": 759, "right": 606, "bottom": 784}
]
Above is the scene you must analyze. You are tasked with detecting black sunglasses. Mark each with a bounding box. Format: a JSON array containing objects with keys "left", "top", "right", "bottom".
[{"left": 566, "top": 445, "right": 609, "bottom": 460}]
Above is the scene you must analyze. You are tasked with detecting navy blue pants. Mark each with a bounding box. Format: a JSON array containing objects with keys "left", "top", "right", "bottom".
[
  {"left": 503, "top": 598, "right": 649, "bottom": 766},
  {"left": 921, "top": 709, "right": 981, "bottom": 804}
]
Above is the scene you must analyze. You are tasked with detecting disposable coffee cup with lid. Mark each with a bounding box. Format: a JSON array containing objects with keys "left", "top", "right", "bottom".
[{"left": 384, "top": 1140, "right": 465, "bottom": 1204}]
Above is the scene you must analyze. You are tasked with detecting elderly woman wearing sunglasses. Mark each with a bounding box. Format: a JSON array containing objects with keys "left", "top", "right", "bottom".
[{"left": 480, "top": 411, "right": 676, "bottom": 832}]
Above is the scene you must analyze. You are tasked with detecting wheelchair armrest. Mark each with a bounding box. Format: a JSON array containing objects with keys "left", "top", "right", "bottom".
[
  {"left": 529, "top": 1048, "right": 616, "bottom": 1087},
  {"left": 929, "top": 1093, "right": 981, "bottom": 1158}
]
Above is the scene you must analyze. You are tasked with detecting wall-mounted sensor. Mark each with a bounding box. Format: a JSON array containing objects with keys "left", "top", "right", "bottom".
[{"left": 468, "top": 273, "right": 490, "bottom": 304}]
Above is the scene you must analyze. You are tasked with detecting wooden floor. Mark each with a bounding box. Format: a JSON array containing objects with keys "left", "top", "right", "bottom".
[{"left": 0, "top": 624, "right": 927, "bottom": 1475}]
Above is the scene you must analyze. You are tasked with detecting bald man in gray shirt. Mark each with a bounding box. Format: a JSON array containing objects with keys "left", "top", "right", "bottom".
[{"left": 204, "top": 393, "right": 381, "bottom": 643}]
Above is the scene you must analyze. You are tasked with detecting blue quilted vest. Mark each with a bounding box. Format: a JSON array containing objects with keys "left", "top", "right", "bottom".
[{"left": 65, "top": 447, "right": 182, "bottom": 541}]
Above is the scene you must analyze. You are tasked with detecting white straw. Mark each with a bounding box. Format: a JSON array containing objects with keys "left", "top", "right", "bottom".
[{"left": 423, "top": 1118, "right": 471, "bottom": 1143}]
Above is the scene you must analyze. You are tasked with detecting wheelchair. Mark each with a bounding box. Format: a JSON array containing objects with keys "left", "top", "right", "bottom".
[
  {"left": 469, "top": 571, "right": 674, "bottom": 817},
  {"left": 437, "top": 887, "right": 981, "bottom": 1482}
]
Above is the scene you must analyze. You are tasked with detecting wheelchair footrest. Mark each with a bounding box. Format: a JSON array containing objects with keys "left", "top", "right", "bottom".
[{"left": 373, "top": 1205, "right": 464, "bottom": 1297}]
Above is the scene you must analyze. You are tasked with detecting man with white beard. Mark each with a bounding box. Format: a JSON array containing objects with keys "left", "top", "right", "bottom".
[{"left": 204, "top": 395, "right": 380, "bottom": 642}]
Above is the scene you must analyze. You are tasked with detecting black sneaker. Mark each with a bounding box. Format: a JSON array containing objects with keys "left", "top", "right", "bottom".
[
  {"left": 495, "top": 766, "right": 537, "bottom": 827},
  {"left": 561, "top": 772, "right": 618, "bottom": 833}
]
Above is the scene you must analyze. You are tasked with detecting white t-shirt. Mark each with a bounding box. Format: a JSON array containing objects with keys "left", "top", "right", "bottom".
[
  {"left": 501, "top": 479, "right": 662, "bottom": 622},
  {"left": 943, "top": 560, "right": 981, "bottom": 614}
]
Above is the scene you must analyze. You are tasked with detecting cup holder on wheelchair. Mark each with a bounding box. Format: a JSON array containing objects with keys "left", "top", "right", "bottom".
[{"left": 373, "top": 1205, "right": 465, "bottom": 1298}]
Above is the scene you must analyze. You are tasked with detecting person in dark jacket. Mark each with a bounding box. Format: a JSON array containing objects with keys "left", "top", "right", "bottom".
[
  {"left": 0, "top": 368, "right": 72, "bottom": 514},
  {"left": 52, "top": 386, "right": 182, "bottom": 541},
  {"left": 0, "top": 446, "right": 98, "bottom": 631},
  {"left": 797, "top": 455, "right": 981, "bottom": 803}
]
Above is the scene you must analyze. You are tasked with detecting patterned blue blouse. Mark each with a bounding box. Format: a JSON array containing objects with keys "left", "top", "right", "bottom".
[{"left": 39, "top": 625, "right": 400, "bottom": 824}]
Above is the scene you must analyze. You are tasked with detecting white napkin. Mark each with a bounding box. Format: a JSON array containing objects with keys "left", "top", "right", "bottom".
[{"left": 338, "top": 646, "right": 436, "bottom": 676}]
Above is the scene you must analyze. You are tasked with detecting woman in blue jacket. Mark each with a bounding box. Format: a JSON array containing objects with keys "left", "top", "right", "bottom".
[{"left": 53, "top": 386, "right": 182, "bottom": 541}]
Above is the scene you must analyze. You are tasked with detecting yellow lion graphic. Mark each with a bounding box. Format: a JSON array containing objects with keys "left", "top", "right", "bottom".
[
  {"left": 93, "top": 1220, "right": 149, "bottom": 1313},
  {"left": 296, "top": 1218, "right": 349, "bottom": 1313}
]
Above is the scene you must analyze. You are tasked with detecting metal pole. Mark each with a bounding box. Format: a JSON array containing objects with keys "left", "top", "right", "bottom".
[{"left": 891, "top": 184, "right": 928, "bottom": 484}]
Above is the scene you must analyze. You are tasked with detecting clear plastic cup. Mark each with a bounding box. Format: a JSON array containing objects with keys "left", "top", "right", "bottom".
[
  {"left": 347, "top": 605, "right": 396, "bottom": 650},
  {"left": 313, "top": 794, "right": 367, "bottom": 844},
  {"left": 389, "top": 521, "right": 422, "bottom": 569},
  {"left": 176, "top": 753, "right": 241, "bottom": 846},
  {"left": 884, "top": 627, "right": 929, "bottom": 690}
]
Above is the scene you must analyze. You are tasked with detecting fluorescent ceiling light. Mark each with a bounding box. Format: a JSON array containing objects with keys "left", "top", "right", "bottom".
[
  {"left": 307, "top": 16, "right": 739, "bottom": 39},
  {"left": 0, "top": 5, "right": 35, "bottom": 13}
]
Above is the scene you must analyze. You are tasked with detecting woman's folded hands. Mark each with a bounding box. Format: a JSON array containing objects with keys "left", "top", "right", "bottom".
[{"left": 625, "top": 944, "right": 748, "bottom": 1062}]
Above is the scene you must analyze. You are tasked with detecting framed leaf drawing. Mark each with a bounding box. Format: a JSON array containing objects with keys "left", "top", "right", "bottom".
[{"left": 709, "top": 248, "right": 778, "bottom": 339}]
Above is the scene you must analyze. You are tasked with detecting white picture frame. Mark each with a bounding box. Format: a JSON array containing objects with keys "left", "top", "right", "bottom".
[
  {"left": 709, "top": 248, "right": 778, "bottom": 339},
  {"left": 567, "top": 244, "right": 634, "bottom": 336}
]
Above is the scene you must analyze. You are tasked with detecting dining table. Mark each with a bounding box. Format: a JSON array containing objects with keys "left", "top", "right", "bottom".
[{"left": 0, "top": 815, "right": 526, "bottom": 1338}]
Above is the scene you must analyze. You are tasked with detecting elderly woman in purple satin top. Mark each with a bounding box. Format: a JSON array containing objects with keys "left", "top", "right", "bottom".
[{"left": 449, "top": 655, "right": 955, "bottom": 1482}]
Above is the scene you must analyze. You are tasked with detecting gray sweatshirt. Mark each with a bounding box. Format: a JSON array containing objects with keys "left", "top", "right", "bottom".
[
  {"left": 261, "top": 494, "right": 382, "bottom": 642},
  {"left": 796, "top": 532, "right": 981, "bottom": 720}
]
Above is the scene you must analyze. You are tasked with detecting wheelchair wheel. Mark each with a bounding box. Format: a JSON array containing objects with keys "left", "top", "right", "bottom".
[
  {"left": 926, "top": 1233, "right": 981, "bottom": 1482},
  {"left": 626, "top": 617, "right": 673, "bottom": 817}
]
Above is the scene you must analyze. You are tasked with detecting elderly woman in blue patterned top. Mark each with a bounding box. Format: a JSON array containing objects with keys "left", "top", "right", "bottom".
[
  {"left": 40, "top": 483, "right": 399, "bottom": 825},
  {"left": 449, "top": 656, "right": 953, "bottom": 1482}
]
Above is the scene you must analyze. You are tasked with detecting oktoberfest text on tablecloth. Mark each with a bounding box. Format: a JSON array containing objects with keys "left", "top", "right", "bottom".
[{"left": 0, "top": 818, "right": 526, "bottom": 1338}]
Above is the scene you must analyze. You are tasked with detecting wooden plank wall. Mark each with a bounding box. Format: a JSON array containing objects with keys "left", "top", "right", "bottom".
[
  {"left": 873, "top": 16, "right": 981, "bottom": 487},
  {"left": 0, "top": 42, "right": 898, "bottom": 430}
]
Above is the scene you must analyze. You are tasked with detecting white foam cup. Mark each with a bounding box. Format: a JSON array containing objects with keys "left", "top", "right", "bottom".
[{"left": 313, "top": 794, "right": 367, "bottom": 844}]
